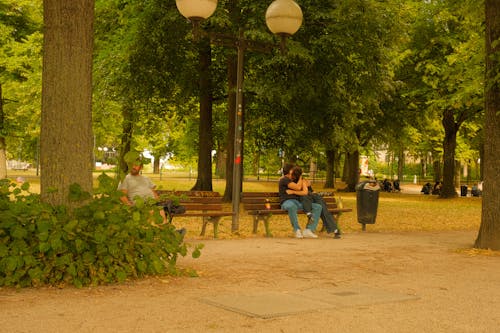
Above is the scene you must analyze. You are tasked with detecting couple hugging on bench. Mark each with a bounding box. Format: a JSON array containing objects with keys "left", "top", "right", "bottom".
[{"left": 279, "top": 163, "right": 341, "bottom": 239}]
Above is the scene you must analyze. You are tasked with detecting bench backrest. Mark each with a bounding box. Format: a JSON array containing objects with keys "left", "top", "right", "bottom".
[{"left": 157, "top": 191, "right": 226, "bottom": 212}]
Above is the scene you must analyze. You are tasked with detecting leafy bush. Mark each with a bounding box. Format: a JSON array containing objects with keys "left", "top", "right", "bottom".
[{"left": 0, "top": 174, "right": 202, "bottom": 288}]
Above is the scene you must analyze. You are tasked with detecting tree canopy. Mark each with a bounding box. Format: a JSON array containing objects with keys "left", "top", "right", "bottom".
[{"left": 0, "top": 0, "right": 489, "bottom": 200}]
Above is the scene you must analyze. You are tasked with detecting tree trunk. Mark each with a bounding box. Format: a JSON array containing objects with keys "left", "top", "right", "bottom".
[
  {"left": 454, "top": 160, "right": 461, "bottom": 192},
  {"left": 216, "top": 147, "right": 226, "bottom": 179},
  {"left": 344, "top": 150, "right": 360, "bottom": 192},
  {"left": 324, "top": 149, "right": 336, "bottom": 188},
  {"left": 475, "top": 0, "right": 500, "bottom": 250},
  {"left": 341, "top": 153, "right": 348, "bottom": 182},
  {"left": 397, "top": 150, "right": 404, "bottom": 182},
  {"left": 433, "top": 158, "right": 441, "bottom": 183},
  {"left": 118, "top": 105, "right": 133, "bottom": 177},
  {"left": 191, "top": 37, "right": 213, "bottom": 191},
  {"left": 479, "top": 144, "right": 484, "bottom": 181},
  {"left": 440, "top": 109, "right": 459, "bottom": 198},
  {"left": 0, "top": 136, "right": 6, "bottom": 180},
  {"left": 0, "top": 84, "right": 6, "bottom": 179},
  {"left": 223, "top": 54, "right": 237, "bottom": 201},
  {"left": 153, "top": 154, "right": 160, "bottom": 174},
  {"left": 41, "top": 0, "right": 94, "bottom": 206},
  {"left": 420, "top": 155, "right": 427, "bottom": 179}
]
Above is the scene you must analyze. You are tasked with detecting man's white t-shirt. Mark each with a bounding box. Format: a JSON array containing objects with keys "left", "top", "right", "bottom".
[{"left": 118, "top": 174, "right": 156, "bottom": 203}]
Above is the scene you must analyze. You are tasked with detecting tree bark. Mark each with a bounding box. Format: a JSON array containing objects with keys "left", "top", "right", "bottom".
[
  {"left": 191, "top": 38, "right": 213, "bottom": 191},
  {"left": 397, "top": 150, "right": 404, "bottom": 182},
  {"left": 118, "top": 105, "right": 133, "bottom": 176},
  {"left": 475, "top": 0, "right": 500, "bottom": 250},
  {"left": 324, "top": 148, "right": 336, "bottom": 188},
  {"left": 344, "top": 150, "right": 360, "bottom": 192},
  {"left": 432, "top": 158, "right": 441, "bottom": 183},
  {"left": 341, "top": 153, "right": 348, "bottom": 182},
  {"left": 41, "top": 0, "right": 94, "bottom": 206},
  {"left": 440, "top": 109, "right": 459, "bottom": 198},
  {"left": 153, "top": 154, "right": 160, "bottom": 174}
]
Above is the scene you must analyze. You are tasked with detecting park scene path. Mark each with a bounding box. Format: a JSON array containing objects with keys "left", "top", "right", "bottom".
[{"left": 1, "top": 229, "right": 499, "bottom": 332}]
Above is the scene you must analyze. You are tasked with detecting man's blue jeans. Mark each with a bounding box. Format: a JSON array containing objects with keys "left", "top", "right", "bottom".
[{"left": 281, "top": 199, "right": 322, "bottom": 231}]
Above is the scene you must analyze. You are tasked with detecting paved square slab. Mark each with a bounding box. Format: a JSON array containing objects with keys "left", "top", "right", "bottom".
[{"left": 200, "top": 287, "right": 419, "bottom": 318}]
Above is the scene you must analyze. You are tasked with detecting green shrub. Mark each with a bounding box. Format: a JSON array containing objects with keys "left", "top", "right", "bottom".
[{"left": 0, "top": 174, "right": 202, "bottom": 288}]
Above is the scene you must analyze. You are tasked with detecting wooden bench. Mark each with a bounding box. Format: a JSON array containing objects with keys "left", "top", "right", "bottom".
[
  {"left": 156, "top": 190, "right": 233, "bottom": 238},
  {"left": 241, "top": 191, "right": 352, "bottom": 237}
]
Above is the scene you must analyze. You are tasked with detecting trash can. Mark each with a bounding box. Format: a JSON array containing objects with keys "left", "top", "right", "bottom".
[
  {"left": 460, "top": 185, "right": 468, "bottom": 197},
  {"left": 356, "top": 180, "right": 381, "bottom": 231}
]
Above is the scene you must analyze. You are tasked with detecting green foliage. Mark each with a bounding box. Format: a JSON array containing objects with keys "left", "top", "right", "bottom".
[
  {"left": 1, "top": 0, "right": 43, "bottom": 164},
  {"left": 0, "top": 175, "right": 202, "bottom": 288},
  {"left": 123, "top": 150, "right": 151, "bottom": 168},
  {"left": 2, "top": 0, "right": 487, "bottom": 196}
]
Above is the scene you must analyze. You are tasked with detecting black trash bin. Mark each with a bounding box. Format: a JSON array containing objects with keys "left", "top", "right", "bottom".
[
  {"left": 460, "top": 185, "right": 468, "bottom": 197},
  {"left": 356, "top": 180, "right": 381, "bottom": 231}
]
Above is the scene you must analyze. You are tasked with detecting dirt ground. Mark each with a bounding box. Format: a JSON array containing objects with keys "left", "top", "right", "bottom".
[{"left": 1, "top": 230, "right": 500, "bottom": 333}]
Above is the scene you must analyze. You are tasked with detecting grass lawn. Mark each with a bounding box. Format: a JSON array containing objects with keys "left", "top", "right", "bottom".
[{"left": 9, "top": 170, "right": 482, "bottom": 240}]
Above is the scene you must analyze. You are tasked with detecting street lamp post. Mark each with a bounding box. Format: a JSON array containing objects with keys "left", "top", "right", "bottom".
[{"left": 176, "top": 0, "right": 303, "bottom": 232}]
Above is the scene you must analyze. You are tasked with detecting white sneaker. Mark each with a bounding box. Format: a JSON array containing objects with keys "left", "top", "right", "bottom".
[
  {"left": 295, "top": 229, "right": 303, "bottom": 239},
  {"left": 303, "top": 229, "right": 318, "bottom": 238}
]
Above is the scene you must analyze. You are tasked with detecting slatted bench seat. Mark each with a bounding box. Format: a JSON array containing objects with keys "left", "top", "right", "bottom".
[
  {"left": 156, "top": 190, "right": 233, "bottom": 238},
  {"left": 241, "top": 191, "right": 352, "bottom": 237}
]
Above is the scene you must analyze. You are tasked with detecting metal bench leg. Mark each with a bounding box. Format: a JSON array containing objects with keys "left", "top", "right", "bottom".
[
  {"left": 263, "top": 216, "right": 272, "bottom": 237},
  {"left": 332, "top": 213, "right": 343, "bottom": 229},
  {"left": 252, "top": 215, "right": 272, "bottom": 237},
  {"left": 200, "top": 217, "right": 208, "bottom": 236},
  {"left": 201, "top": 217, "right": 221, "bottom": 238},
  {"left": 252, "top": 216, "right": 260, "bottom": 234},
  {"left": 211, "top": 217, "right": 221, "bottom": 238}
]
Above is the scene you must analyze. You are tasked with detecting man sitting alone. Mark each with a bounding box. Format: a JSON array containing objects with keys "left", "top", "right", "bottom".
[{"left": 118, "top": 162, "right": 186, "bottom": 236}]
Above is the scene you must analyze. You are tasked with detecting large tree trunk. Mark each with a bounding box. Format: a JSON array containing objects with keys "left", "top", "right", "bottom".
[
  {"left": 41, "top": 0, "right": 94, "bottom": 206},
  {"left": 475, "top": 0, "right": 500, "bottom": 250},
  {"left": 0, "top": 84, "right": 6, "bottom": 179},
  {"left": 440, "top": 109, "right": 459, "bottom": 198},
  {"left": 191, "top": 38, "right": 213, "bottom": 191}
]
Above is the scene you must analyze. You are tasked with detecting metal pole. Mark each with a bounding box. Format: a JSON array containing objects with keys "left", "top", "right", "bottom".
[{"left": 231, "top": 31, "right": 245, "bottom": 232}]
